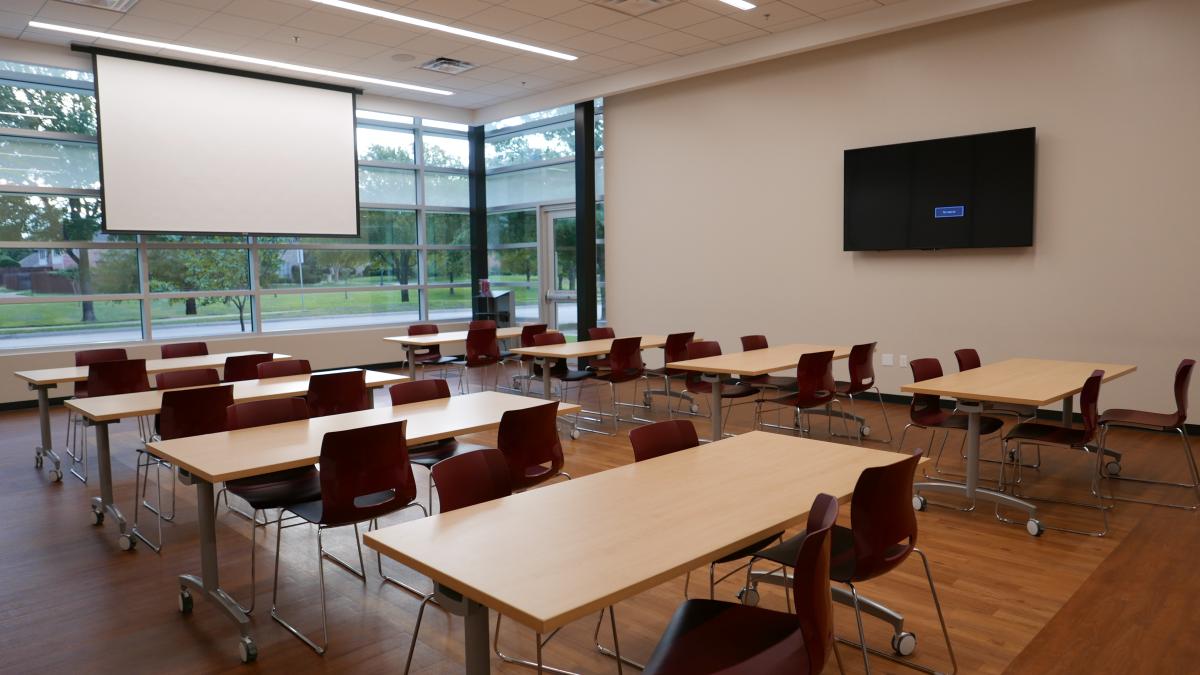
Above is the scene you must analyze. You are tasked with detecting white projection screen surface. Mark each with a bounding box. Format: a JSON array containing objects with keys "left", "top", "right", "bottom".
[{"left": 93, "top": 53, "right": 359, "bottom": 236}]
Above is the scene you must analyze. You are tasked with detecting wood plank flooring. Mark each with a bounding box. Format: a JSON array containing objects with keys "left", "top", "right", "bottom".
[{"left": 0, "top": 373, "right": 1195, "bottom": 673}]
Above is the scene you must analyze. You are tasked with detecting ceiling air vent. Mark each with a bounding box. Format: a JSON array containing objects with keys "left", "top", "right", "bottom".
[
  {"left": 592, "top": 0, "right": 681, "bottom": 16},
  {"left": 419, "top": 58, "right": 477, "bottom": 75},
  {"left": 59, "top": 0, "right": 140, "bottom": 11}
]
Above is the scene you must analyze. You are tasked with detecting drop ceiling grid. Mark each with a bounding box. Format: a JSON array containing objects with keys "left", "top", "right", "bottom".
[{"left": 10, "top": 0, "right": 895, "bottom": 107}]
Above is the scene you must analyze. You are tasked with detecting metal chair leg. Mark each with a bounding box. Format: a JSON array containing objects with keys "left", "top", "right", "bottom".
[
  {"left": 493, "top": 613, "right": 575, "bottom": 675},
  {"left": 403, "top": 593, "right": 435, "bottom": 675},
  {"left": 1100, "top": 424, "right": 1200, "bottom": 509},
  {"left": 591, "top": 605, "right": 638, "bottom": 671},
  {"left": 372, "top": 507, "right": 434, "bottom": 599}
]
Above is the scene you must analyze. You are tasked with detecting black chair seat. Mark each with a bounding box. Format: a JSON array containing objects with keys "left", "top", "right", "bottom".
[
  {"left": 753, "top": 525, "right": 910, "bottom": 584},
  {"left": 911, "top": 409, "right": 1004, "bottom": 434},
  {"left": 1005, "top": 421, "right": 1091, "bottom": 448},
  {"left": 227, "top": 467, "right": 321, "bottom": 510},
  {"left": 1100, "top": 408, "right": 1178, "bottom": 429},
  {"left": 289, "top": 488, "right": 398, "bottom": 526},
  {"left": 745, "top": 375, "right": 799, "bottom": 391},
  {"left": 408, "top": 439, "right": 489, "bottom": 469},
  {"left": 596, "top": 368, "right": 646, "bottom": 384},
  {"left": 643, "top": 599, "right": 808, "bottom": 675},
  {"left": 714, "top": 532, "right": 781, "bottom": 564}
]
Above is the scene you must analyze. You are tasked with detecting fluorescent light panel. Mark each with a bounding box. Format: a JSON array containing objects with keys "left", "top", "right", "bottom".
[
  {"left": 27, "top": 21, "right": 454, "bottom": 96},
  {"left": 720, "top": 0, "right": 757, "bottom": 9},
  {"left": 311, "top": 0, "right": 577, "bottom": 62}
]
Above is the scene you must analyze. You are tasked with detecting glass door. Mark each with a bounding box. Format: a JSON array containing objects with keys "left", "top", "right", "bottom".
[{"left": 539, "top": 205, "right": 578, "bottom": 340}]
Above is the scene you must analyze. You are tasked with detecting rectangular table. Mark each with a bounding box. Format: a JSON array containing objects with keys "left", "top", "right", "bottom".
[
  {"left": 510, "top": 335, "right": 674, "bottom": 401},
  {"left": 901, "top": 357, "right": 1136, "bottom": 534},
  {"left": 365, "top": 431, "right": 906, "bottom": 675},
  {"left": 66, "top": 368, "right": 405, "bottom": 549},
  {"left": 667, "top": 343, "right": 852, "bottom": 441},
  {"left": 14, "top": 350, "right": 289, "bottom": 482},
  {"left": 145, "top": 391, "right": 581, "bottom": 662},
  {"left": 384, "top": 327, "right": 534, "bottom": 380}
]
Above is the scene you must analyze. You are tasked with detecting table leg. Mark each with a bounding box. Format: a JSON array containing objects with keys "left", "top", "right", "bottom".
[
  {"left": 31, "top": 383, "right": 61, "bottom": 480},
  {"left": 178, "top": 478, "right": 256, "bottom": 662},
  {"left": 88, "top": 421, "right": 132, "bottom": 547},
  {"left": 406, "top": 345, "right": 418, "bottom": 380},
  {"left": 1062, "top": 395, "right": 1074, "bottom": 427},
  {"left": 702, "top": 373, "right": 722, "bottom": 441},
  {"left": 463, "top": 599, "right": 490, "bottom": 674},
  {"left": 541, "top": 358, "right": 555, "bottom": 400}
]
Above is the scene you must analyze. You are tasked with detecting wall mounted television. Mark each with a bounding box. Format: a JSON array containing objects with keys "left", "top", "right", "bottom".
[{"left": 843, "top": 127, "right": 1035, "bottom": 251}]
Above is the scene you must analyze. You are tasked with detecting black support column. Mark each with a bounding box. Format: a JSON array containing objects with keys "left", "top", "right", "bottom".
[
  {"left": 574, "top": 101, "right": 597, "bottom": 339},
  {"left": 467, "top": 124, "right": 488, "bottom": 314}
]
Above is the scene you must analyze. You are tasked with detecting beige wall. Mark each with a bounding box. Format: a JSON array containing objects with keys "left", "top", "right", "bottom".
[{"left": 606, "top": 0, "right": 1200, "bottom": 412}]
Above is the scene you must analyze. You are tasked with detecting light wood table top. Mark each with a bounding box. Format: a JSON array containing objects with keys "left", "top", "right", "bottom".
[
  {"left": 384, "top": 326, "right": 539, "bottom": 347},
  {"left": 13, "top": 351, "right": 290, "bottom": 387},
  {"left": 64, "top": 369, "right": 406, "bottom": 423},
  {"left": 510, "top": 335, "right": 673, "bottom": 359},
  {"left": 666, "top": 343, "right": 851, "bottom": 377},
  {"left": 146, "top": 391, "right": 581, "bottom": 484},
  {"left": 364, "top": 431, "right": 909, "bottom": 634},
  {"left": 901, "top": 358, "right": 1137, "bottom": 407}
]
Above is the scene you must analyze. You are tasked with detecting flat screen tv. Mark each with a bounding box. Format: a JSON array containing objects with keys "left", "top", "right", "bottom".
[{"left": 843, "top": 127, "right": 1035, "bottom": 251}]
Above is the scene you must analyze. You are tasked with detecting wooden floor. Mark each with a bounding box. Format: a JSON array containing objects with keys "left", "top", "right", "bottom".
[{"left": 1, "top": 373, "right": 1196, "bottom": 674}]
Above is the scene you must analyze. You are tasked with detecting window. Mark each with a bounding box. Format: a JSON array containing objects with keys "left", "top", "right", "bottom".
[{"left": 0, "top": 60, "right": 472, "bottom": 349}]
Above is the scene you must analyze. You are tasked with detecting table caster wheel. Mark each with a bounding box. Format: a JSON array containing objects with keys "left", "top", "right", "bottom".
[
  {"left": 238, "top": 636, "right": 258, "bottom": 663},
  {"left": 1104, "top": 460, "right": 1121, "bottom": 477},
  {"left": 1026, "top": 519, "right": 1044, "bottom": 537},
  {"left": 860, "top": 425, "right": 871, "bottom": 437},
  {"left": 179, "top": 589, "right": 193, "bottom": 614},
  {"left": 48, "top": 468, "right": 63, "bottom": 482},
  {"left": 737, "top": 587, "right": 760, "bottom": 607},
  {"left": 118, "top": 533, "right": 136, "bottom": 551},
  {"left": 90, "top": 508, "right": 104, "bottom": 526},
  {"left": 570, "top": 429, "right": 581, "bottom": 440},
  {"left": 892, "top": 631, "right": 917, "bottom": 656},
  {"left": 690, "top": 404, "right": 700, "bottom": 414},
  {"left": 35, "top": 454, "right": 44, "bottom": 469},
  {"left": 912, "top": 495, "right": 927, "bottom": 512}
]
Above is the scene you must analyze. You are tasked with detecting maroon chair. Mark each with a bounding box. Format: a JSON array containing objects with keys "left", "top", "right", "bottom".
[
  {"left": 64, "top": 348, "right": 129, "bottom": 482},
  {"left": 305, "top": 369, "right": 370, "bottom": 417},
  {"left": 160, "top": 341, "right": 208, "bottom": 359},
  {"left": 587, "top": 325, "right": 616, "bottom": 371},
  {"left": 642, "top": 493, "right": 841, "bottom": 675},
  {"left": 452, "top": 325, "right": 503, "bottom": 393},
  {"left": 628, "top": 419, "right": 781, "bottom": 602},
  {"left": 221, "top": 397, "right": 316, "bottom": 614},
  {"left": 528, "top": 331, "right": 597, "bottom": 437},
  {"left": 678, "top": 341, "right": 758, "bottom": 438},
  {"left": 133, "top": 384, "right": 234, "bottom": 553},
  {"left": 468, "top": 319, "right": 496, "bottom": 330},
  {"left": 73, "top": 347, "right": 128, "bottom": 399},
  {"left": 744, "top": 451, "right": 957, "bottom": 675},
  {"left": 224, "top": 353, "right": 274, "bottom": 382},
  {"left": 756, "top": 351, "right": 848, "bottom": 439},
  {"left": 407, "top": 323, "right": 456, "bottom": 378},
  {"left": 1000, "top": 371, "right": 1110, "bottom": 536},
  {"left": 275, "top": 420, "right": 424, "bottom": 654},
  {"left": 645, "top": 332, "right": 699, "bottom": 418},
  {"left": 155, "top": 368, "right": 220, "bottom": 390},
  {"left": 953, "top": 347, "right": 1040, "bottom": 469},
  {"left": 902, "top": 357, "right": 1004, "bottom": 483},
  {"left": 738, "top": 335, "right": 798, "bottom": 392},
  {"left": 69, "top": 358, "right": 148, "bottom": 484},
  {"left": 492, "top": 401, "right": 569, "bottom": 491},
  {"left": 590, "top": 336, "right": 658, "bottom": 434},
  {"left": 1100, "top": 359, "right": 1198, "bottom": 509},
  {"left": 506, "top": 323, "right": 548, "bottom": 390},
  {"left": 834, "top": 342, "right": 894, "bottom": 443},
  {"left": 388, "top": 379, "right": 489, "bottom": 510},
  {"left": 257, "top": 359, "right": 311, "bottom": 379}
]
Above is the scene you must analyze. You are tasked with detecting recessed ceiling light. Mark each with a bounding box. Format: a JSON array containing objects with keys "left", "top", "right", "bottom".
[
  {"left": 311, "top": 0, "right": 577, "bottom": 62},
  {"left": 27, "top": 21, "right": 454, "bottom": 96},
  {"left": 719, "top": 0, "right": 757, "bottom": 9}
]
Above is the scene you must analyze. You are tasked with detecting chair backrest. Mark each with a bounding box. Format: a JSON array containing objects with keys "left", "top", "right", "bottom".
[
  {"left": 1172, "top": 359, "right": 1195, "bottom": 427},
  {"left": 629, "top": 419, "right": 699, "bottom": 462},
  {"left": 317, "top": 420, "right": 415, "bottom": 526},
  {"left": 160, "top": 341, "right": 208, "bottom": 359},
  {"left": 226, "top": 397, "right": 310, "bottom": 430},
  {"left": 409, "top": 323, "right": 443, "bottom": 357},
  {"left": 469, "top": 319, "right": 496, "bottom": 330},
  {"left": 847, "top": 450, "right": 923, "bottom": 582},
  {"left": 954, "top": 348, "right": 982, "bottom": 372},
  {"left": 684, "top": 341, "right": 721, "bottom": 388},
  {"left": 532, "top": 331, "right": 569, "bottom": 377},
  {"left": 520, "top": 323, "right": 548, "bottom": 347},
  {"left": 1080, "top": 370, "right": 1103, "bottom": 441},
  {"left": 496, "top": 401, "right": 564, "bottom": 490},
  {"left": 465, "top": 326, "right": 500, "bottom": 366},
  {"left": 588, "top": 326, "right": 616, "bottom": 340},
  {"left": 728, "top": 493, "right": 839, "bottom": 675},
  {"left": 662, "top": 332, "right": 696, "bottom": 375},
  {"left": 224, "top": 353, "right": 274, "bottom": 382},
  {"left": 794, "top": 350, "right": 836, "bottom": 404},
  {"left": 740, "top": 335, "right": 769, "bottom": 351},
  {"left": 389, "top": 378, "right": 451, "bottom": 406},
  {"left": 257, "top": 359, "right": 312, "bottom": 379},
  {"left": 74, "top": 348, "right": 128, "bottom": 397},
  {"left": 908, "top": 358, "right": 945, "bottom": 421},
  {"left": 155, "top": 368, "right": 220, "bottom": 390},
  {"left": 844, "top": 342, "right": 878, "bottom": 394},
  {"left": 158, "top": 384, "right": 234, "bottom": 441},
  {"left": 608, "top": 336, "right": 645, "bottom": 374},
  {"left": 85, "top": 359, "right": 150, "bottom": 398},
  {"left": 431, "top": 448, "right": 513, "bottom": 513},
  {"left": 306, "top": 369, "right": 370, "bottom": 417}
]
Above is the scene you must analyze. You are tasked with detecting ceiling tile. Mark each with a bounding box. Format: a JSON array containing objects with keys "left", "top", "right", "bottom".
[
  {"left": 178, "top": 26, "right": 254, "bottom": 50},
  {"left": 716, "top": 27, "right": 767, "bottom": 44},
  {"left": 445, "top": 43, "right": 513, "bottom": 66},
  {"left": 761, "top": 13, "right": 822, "bottom": 32},
  {"left": 237, "top": 39, "right": 311, "bottom": 61},
  {"left": 293, "top": 49, "right": 363, "bottom": 69},
  {"left": 569, "top": 53, "right": 629, "bottom": 73},
  {"left": 0, "top": 10, "right": 33, "bottom": 31},
  {"left": 38, "top": 1, "right": 124, "bottom": 29},
  {"left": 397, "top": 32, "right": 476, "bottom": 55},
  {"left": 460, "top": 64, "right": 519, "bottom": 82},
  {"left": 318, "top": 35, "right": 387, "bottom": 57},
  {"left": 740, "top": 2, "right": 816, "bottom": 27},
  {"left": 597, "top": 16, "right": 670, "bottom": 41},
  {"left": 489, "top": 52, "right": 555, "bottom": 74},
  {"left": 599, "top": 41, "right": 667, "bottom": 64},
  {"left": 262, "top": 24, "right": 335, "bottom": 49},
  {"left": 285, "top": 8, "right": 368, "bottom": 36},
  {"left": 786, "top": 0, "right": 874, "bottom": 14},
  {"left": 109, "top": 14, "right": 193, "bottom": 40},
  {"left": 683, "top": 15, "right": 755, "bottom": 40},
  {"left": 343, "top": 21, "right": 424, "bottom": 46},
  {"left": 160, "top": 0, "right": 234, "bottom": 10},
  {"left": 126, "top": 0, "right": 215, "bottom": 25},
  {"left": 405, "top": 0, "right": 493, "bottom": 21},
  {"left": 458, "top": 5, "right": 541, "bottom": 32},
  {"left": 553, "top": 4, "right": 627, "bottom": 30},
  {"left": 197, "top": 10, "right": 278, "bottom": 37},
  {"left": 221, "top": 0, "right": 307, "bottom": 24},
  {"left": 562, "top": 30, "right": 626, "bottom": 54},
  {"left": 639, "top": 28, "right": 709, "bottom": 53},
  {"left": 506, "top": 19, "right": 586, "bottom": 43},
  {"left": 641, "top": 2, "right": 720, "bottom": 29},
  {"left": 4, "top": 0, "right": 50, "bottom": 15},
  {"left": 500, "top": 0, "right": 586, "bottom": 20},
  {"left": 815, "top": 1, "right": 882, "bottom": 19}
]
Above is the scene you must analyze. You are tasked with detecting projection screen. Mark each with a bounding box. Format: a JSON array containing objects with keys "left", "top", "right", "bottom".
[{"left": 92, "top": 52, "right": 359, "bottom": 236}]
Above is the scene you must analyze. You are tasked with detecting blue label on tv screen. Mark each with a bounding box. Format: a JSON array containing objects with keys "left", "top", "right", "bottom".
[{"left": 934, "top": 206, "right": 965, "bottom": 219}]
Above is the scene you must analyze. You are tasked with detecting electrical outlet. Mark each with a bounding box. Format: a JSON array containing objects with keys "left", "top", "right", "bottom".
[
  {"left": 881, "top": 353, "right": 894, "bottom": 367},
  {"left": 899, "top": 354, "right": 909, "bottom": 368}
]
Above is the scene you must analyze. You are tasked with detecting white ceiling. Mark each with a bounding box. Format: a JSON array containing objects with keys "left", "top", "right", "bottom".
[{"left": 1, "top": 0, "right": 1020, "bottom": 120}]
